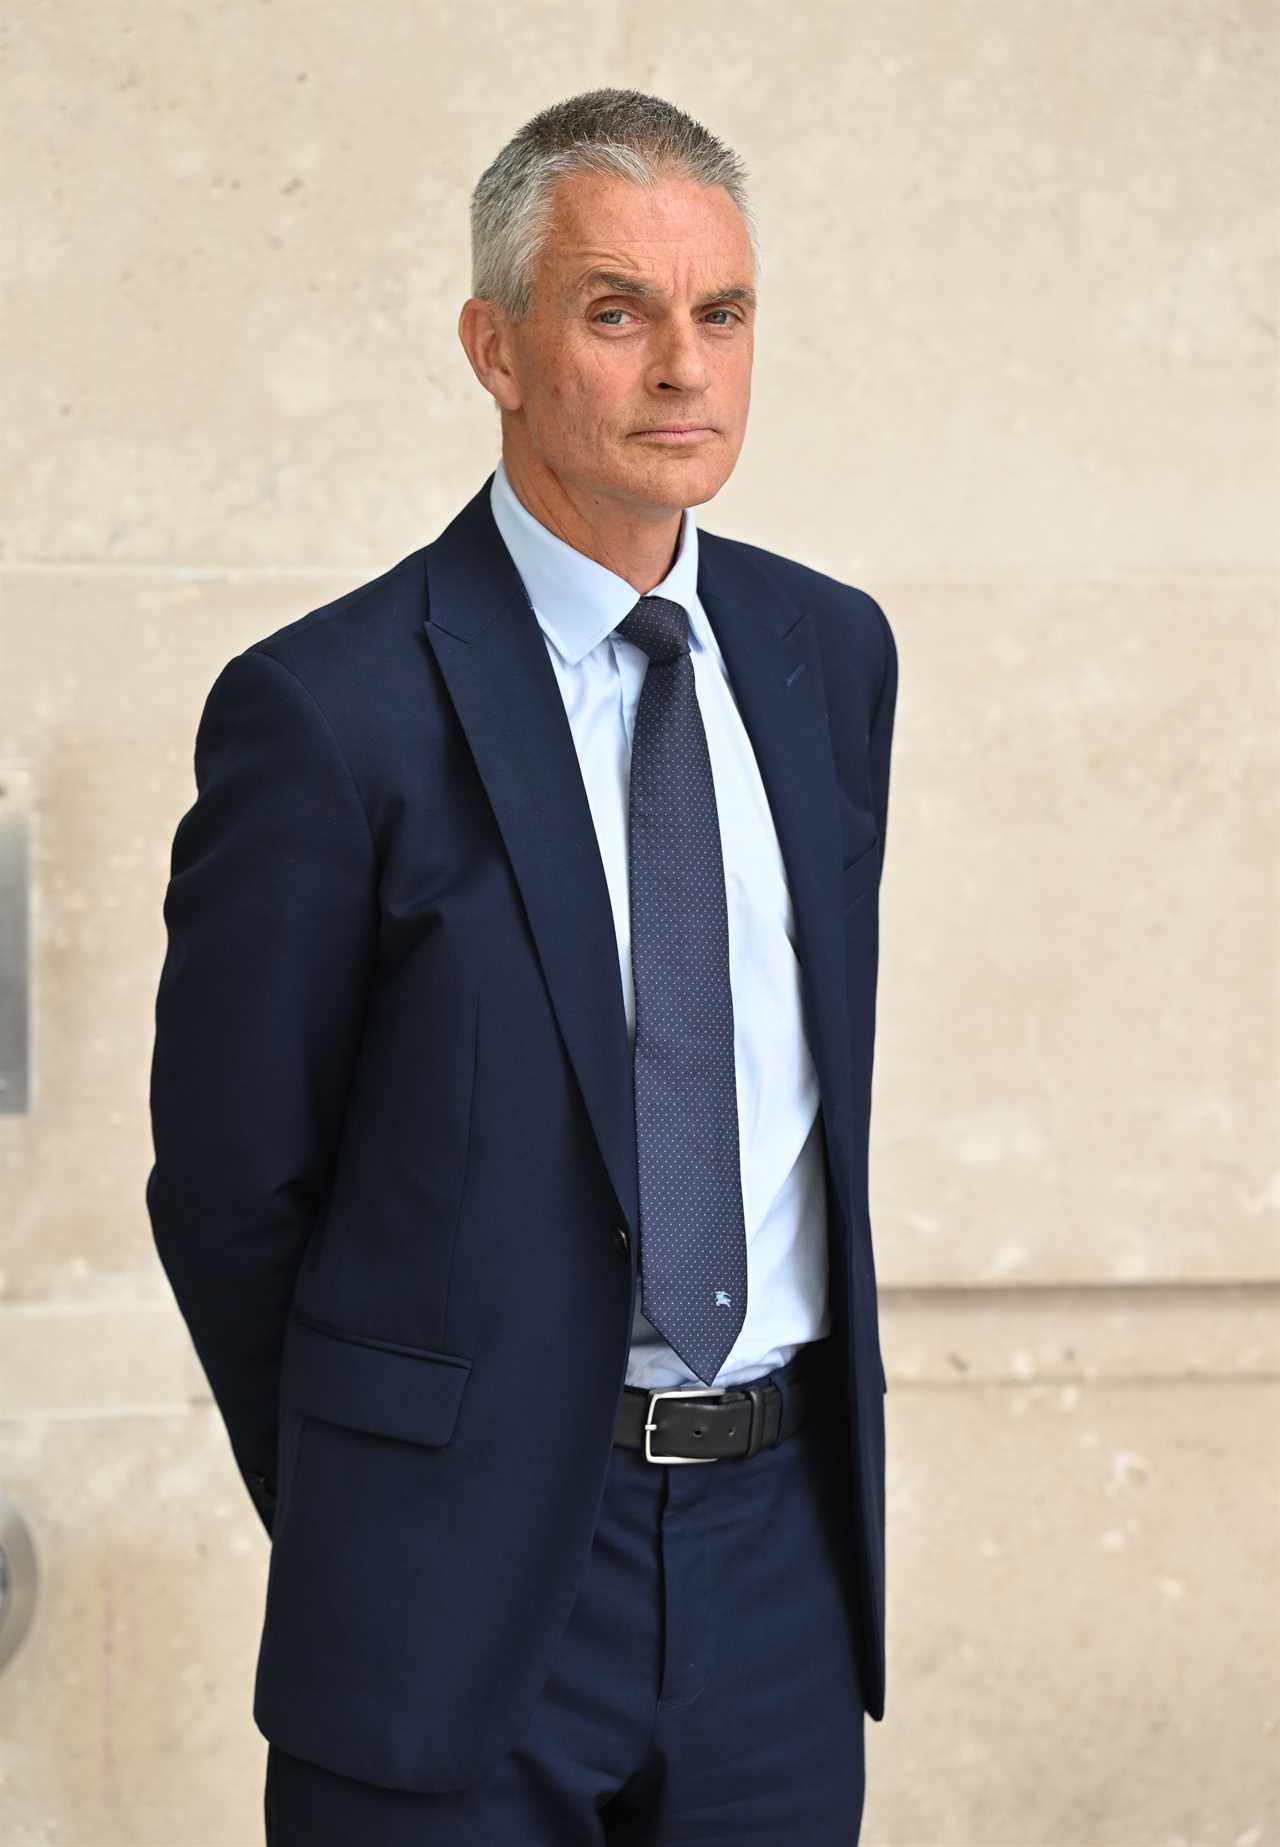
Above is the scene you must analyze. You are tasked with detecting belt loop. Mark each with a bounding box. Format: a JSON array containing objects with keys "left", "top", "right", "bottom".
[{"left": 742, "top": 1383, "right": 767, "bottom": 1460}]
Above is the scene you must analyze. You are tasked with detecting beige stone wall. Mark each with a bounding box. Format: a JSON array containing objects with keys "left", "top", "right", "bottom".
[{"left": 2, "top": 5, "right": 1276, "bottom": 1843}]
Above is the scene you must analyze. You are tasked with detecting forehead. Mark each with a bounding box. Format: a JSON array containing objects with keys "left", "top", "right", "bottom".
[{"left": 541, "top": 168, "right": 752, "bottom": 275}]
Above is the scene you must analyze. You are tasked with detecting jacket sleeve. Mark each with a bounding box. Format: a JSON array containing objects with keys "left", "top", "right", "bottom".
[
  {"left": 866, "top": 596, "right": 899, "bottom": 877},
  {"left": 146, "top": 645, "right": 377, "bottom": 1536},
  {"left": 866, "top": 599, "right": 897, "bottom": 1396}
]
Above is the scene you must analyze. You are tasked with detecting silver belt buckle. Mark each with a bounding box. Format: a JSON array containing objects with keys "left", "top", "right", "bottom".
[{"left": 644, "top": 1384, "right": 728, "bottom": 1464}]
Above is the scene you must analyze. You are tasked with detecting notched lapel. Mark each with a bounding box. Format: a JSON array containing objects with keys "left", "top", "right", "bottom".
[
  {"left": 697, "top": 540, "right": 858, "bottom": 1245},
  {"left": 423, "top": 478, "right": 640, "bottom": 1237},
  {"left": 420, "top": 478, "right": 858, "bottom": 1255}
]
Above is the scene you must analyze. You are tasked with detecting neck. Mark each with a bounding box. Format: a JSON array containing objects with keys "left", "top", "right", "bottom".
[{"left": 500, "top": 448, "right": 683, "bottom": 596}]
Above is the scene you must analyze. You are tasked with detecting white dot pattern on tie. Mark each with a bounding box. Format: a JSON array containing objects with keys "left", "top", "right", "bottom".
[{"left": 613, "top": 594, "right": 749, "bottom": 1385}]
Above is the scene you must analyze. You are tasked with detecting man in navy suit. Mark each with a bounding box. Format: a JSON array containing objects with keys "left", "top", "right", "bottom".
[{"left": 148, "top": 87, "right": 898, "bottom": 1845}]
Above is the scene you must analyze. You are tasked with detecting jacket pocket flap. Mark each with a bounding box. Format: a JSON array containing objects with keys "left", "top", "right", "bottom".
[{"left": 281, "top": 1311, "right": 472, "bottom": 1448}]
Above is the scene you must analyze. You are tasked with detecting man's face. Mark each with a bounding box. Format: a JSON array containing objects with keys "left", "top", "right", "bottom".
[{"left": 499, "top": 168, "right": 755, "bottom": 516}]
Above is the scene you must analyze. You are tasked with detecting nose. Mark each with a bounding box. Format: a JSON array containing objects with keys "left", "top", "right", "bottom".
[{"left": 650, "top": 318, "right": 711, "bottom": 395}]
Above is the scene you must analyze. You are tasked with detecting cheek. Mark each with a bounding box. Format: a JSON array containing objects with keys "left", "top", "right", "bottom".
[
  {"left": 543, "top": 353, "right": 595, "bottom": 418},
  {"left": 532, "top": 337, "right": 631, "bottom": 440},
  {"left": 569, "top": 366, "right": 630, "bottom": 437}
]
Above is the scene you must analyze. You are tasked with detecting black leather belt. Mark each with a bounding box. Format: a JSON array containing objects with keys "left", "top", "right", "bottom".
[{"left": 613, "top": 1337, "right": 838, "bottom": 1464}]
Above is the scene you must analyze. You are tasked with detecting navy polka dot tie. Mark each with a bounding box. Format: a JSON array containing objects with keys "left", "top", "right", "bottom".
[{"left": 614, "top": 594, "right": 748, "bottom": 1385}]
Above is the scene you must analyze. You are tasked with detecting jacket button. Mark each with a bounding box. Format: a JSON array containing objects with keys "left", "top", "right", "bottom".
[{"left": 612, "top": 1223, "right": 630, "bottom": 1259}]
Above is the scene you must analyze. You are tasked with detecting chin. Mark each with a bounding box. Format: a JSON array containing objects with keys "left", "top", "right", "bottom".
[{"left": 624, "top": 452, "right": 729, "bottom": 499}]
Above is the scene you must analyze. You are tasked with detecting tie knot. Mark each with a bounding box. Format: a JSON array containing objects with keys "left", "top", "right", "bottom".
[{"left": 614, "top": 595, "right": 690, "bottom": 665}]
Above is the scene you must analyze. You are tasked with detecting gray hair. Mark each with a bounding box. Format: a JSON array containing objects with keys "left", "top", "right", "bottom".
[{"left": 469, "top": 87, "right": 762, "bottom": 322}]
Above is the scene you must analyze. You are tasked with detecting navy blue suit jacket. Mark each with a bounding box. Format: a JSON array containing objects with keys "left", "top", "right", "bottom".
[{"left": 146, "top": 472, "right": 899, "bottom": 1794}]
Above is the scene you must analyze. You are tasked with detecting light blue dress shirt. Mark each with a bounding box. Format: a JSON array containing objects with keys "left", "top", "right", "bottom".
[{"left": 489, "top": 458, "right": 832, "bottom": 1390}]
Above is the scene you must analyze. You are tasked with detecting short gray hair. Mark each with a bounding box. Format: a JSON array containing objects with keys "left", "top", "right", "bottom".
[{"left": 469, "top": 87, "right": 762, "bottom": 322}]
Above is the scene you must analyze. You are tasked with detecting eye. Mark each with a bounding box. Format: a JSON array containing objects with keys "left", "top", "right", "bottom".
[{"left": 591, "top": 306, "right": 743, "bottom": 328}]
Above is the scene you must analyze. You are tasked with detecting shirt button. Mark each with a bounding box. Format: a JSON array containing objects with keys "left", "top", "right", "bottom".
[{"left": 612, "top": 1223, "right": 630, "bottom": 1260}]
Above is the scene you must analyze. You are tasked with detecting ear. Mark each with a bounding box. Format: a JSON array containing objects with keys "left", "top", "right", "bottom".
[{"left": 457, "top": 297, "right": 524, "bottom": 413}]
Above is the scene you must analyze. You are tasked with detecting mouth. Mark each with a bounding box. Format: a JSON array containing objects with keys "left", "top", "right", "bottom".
[{"left": 631, "top": 426, "right": 717, "bottom": 445}]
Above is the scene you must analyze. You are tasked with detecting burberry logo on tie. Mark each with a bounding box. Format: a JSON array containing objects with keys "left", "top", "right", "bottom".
[{"left": 714, "top": 1290, "right": 732, "bottom": 1308}]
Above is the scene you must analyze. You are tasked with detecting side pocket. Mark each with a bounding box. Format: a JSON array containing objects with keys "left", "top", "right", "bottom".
[
  {"left": 280, "top": 1309, "right": 474, "bottom": 1449},
  {"left": 272, "top": 1404, "right": 310, "bottom": 1543}
]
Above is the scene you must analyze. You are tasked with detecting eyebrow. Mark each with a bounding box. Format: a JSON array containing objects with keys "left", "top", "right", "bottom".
[{"left": 577, "top": 267, "right": 757, "bottom": 311}]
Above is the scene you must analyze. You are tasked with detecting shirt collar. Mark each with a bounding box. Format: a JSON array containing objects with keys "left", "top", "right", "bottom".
[{"left": 489, "top": 456, "right": 703, "bottom": 667}]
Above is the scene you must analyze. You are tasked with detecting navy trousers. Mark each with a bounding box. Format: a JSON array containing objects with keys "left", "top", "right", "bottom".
[{"left": 264, "top": 1342, "right": 867, "bottom": 1844}]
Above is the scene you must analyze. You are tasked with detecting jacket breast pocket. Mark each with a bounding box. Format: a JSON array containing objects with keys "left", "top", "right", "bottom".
[
  {"left": 280, "top": 1309, "right": 473, "bottom": 1448},
  {"left": 840, "top": 836, "right": 881, "bottom": 912}
]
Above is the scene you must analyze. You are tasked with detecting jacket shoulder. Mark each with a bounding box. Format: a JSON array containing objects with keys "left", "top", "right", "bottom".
[
  {"left": 698, "top": 527, "right": 891, "bottom": 659},
  {"left": 237, "top": 547, "right": 429, "bottom": 688},
  {"left": 700, "top": 526, "right": 886, "bottom": 622}
]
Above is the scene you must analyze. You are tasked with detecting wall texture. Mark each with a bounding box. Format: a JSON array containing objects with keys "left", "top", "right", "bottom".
[{"left": 1, "top": 4, "right": 1276, "bottom": 1843}]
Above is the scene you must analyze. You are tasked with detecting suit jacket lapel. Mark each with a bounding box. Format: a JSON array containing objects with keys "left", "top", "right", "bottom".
[
  {"left": 422, "top": 476, "right": 857, "bottom": 1250},
  {"left": 696, "top": 543, "right": 858, "bottom": 1245}
]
